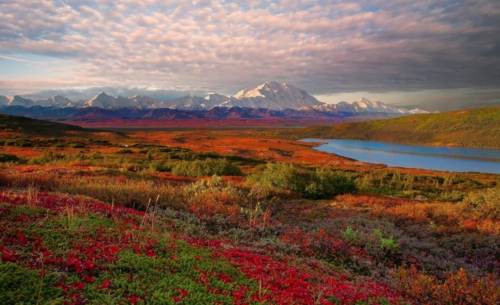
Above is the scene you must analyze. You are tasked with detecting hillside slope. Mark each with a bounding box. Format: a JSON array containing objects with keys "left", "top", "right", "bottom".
[
  {"left": 296, "top": 106, "right": 500, "bottom": 149},
  {"left": 0, "top": 113, "right": 85, "bottom": 136}
]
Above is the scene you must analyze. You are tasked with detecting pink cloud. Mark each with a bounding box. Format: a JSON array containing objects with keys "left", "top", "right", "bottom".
[{"left": 0, "top": 0, "right": 498, "bottom": 94}]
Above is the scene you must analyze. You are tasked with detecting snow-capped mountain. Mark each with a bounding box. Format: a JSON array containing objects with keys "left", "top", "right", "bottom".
[
  {"left": 227, "top": 81, "right": 322, "bottom": 110},
  {"left": 167, "top": 96, "right": 209, "bottom": 110},
  {"left": 76, "top": 82, "right": 325, "bottom": 110},
  {"left": 6, "top": 96, "right": 34, "bottom": 107},
  {"left": 310, "top": 98, "right": 427, "bottom": 114},
  {"left": 36, "top": 95, "right": 76, "bottom": 108},
  {"left": 84, "top": 92, "right": 134, "bottom": 109},
  {"left": 0, "top": 96, "right": 10, "bottom": 106},
  {"left": 0, "top": 82, "right": 427, "bottom": 116}
]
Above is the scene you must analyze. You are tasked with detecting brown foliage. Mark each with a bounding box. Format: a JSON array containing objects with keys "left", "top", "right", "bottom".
[{"left": 394, "top": 266, "right": 499, "bottom": 305}]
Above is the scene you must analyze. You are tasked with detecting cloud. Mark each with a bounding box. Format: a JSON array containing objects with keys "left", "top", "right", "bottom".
[{"left": 0, "top": 0, "right": 499, "bottom": 95}]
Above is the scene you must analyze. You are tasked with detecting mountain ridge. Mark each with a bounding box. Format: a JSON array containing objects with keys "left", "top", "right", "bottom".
[
  {"left": 0, "top": 105, "right": 404, "bottom": 122},
  {"left": 0, "top": 82, "right": 426, "bottom": 115}
]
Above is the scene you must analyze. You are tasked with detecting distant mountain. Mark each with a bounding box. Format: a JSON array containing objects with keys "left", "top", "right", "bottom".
[
  {"left": 311, "top": 98, "right": 428, "bottom": 115},
  {"left": 76, "top": 81, "right": 324, "bottom": 110},
  {"left": 0, "top": 96, "right": 10, "bottom": 106},
  {"left": 10, "top": 96, "right": 35, "bottom": 107},
  {"left": 0, "top": 82, "right": 426, "bottom": 116},
  {"left": 295, "top": 106, "right": 500, "bottom": 149},
  {"left": 0, "top": 105, "right": 402, "bottom": 122},
  {"left": 227, "top": 81, "right": 322, "bottom": 109},
  {"left": 21, "top": 87, "right": 202, "bottom": 103},
  {"left": 36, "top": 95, "right": 75, "bottom": 107},
  {"left": 84, "top": 92, "right": 139, "bottom": 109}
]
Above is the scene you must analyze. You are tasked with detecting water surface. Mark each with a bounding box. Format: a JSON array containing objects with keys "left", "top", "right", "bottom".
[{"left": 303, "top": 139, "right": 500, "bottom": 174}]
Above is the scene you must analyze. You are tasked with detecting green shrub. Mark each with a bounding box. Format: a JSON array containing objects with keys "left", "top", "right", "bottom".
[
  {"left": 4, "top": 138, "right": 33, "bottom": 147},
  {"left": 29, "top": 151, "right": 65, "bottom": 164},
  {"left": 0, "top": 153, "right": 20, "bottom": 163},
  {"left": 171, "top": 159, "right": 241, "bottom": 177},
  {"left": 373, "top": 229, "right": 399, "bottom": 252},
  {"left": 117, "top": 148, "right": 134, "bottom": 154},
  {"left": 342, "top": 226, "right": 358, "bottom": 242},
  {"left": 69, "top": 142, "right": 85, "bottom": 148},
  {"left": 460, "top": 187, "right": 500, "bottom": 220},
  {"left": 249, "top": 163, "right": 356, "bottom": 199},
  {"left": 248, "top": 163, "right": 305, "bottom": 193},
  {"left": 149, "top": 160, "right": 172, "bottom": 172},
  {"left": 304, "top": 168, "right": 357, "bottom": 199},
  {"left": 0, "top": 262, "right": 61, "bottom": 304}
]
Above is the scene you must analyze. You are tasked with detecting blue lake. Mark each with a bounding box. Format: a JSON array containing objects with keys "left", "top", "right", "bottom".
[{"left": 302, "top": 139, "right": 500, "bottom": 174}]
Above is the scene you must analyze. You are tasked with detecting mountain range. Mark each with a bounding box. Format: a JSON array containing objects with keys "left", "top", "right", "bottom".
[{"left": 0, "top": 81, "right": 427, "bottom": 123}]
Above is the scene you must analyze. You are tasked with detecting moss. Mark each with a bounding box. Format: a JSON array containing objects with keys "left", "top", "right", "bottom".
[{"left": 0, "top": 262, "right": 62, "bottom": 304}]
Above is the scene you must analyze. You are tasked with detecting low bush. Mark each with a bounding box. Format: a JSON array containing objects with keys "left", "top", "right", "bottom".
[
  {"left": 183, "top": 176, "right": 244, "bottom": 222},
  {"left": 393, "top": 266, "right": 499, "bottom": 305},
  {"left": 355, "top": 170, "right": 485, "bottom": 200},
  {"left": 0, "top": 153, "right": 21, "bottom": 163},
  {"left": 249, "top": 163, "right": 356, "bottom": 199},
  {"left": 3, "top": 138, "right": 33, "bottom": 147},
  {"left": 29, "top": 151, "right": 66, "bottom": 164},
  {"left": 171, "top": 159, "right": 242, "bottom": 177},
  {"left": 0, "top": 171, "right": 182, "bottom": 211},
  {"left": 58, "top": 178, "right": 182, "bottom": 211},
  {"left": 117, "top": 148, "right": 134, "bottom": 154},
  {"left": 248, "top": 163, "right": 305, "bottom": 193},
  {"left": 304, "top": 168, "right": 357, "bottom": 199},
  {"left": 0, "top": 263, "right": 61, "bottom": 304},
  {"left": 460, "top": 187, "right": 500, "bottom": 220}
]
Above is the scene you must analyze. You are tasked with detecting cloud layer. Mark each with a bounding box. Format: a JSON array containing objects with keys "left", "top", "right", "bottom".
[{"left": 1, "top": 0, "right": 500, "bottom": 95}]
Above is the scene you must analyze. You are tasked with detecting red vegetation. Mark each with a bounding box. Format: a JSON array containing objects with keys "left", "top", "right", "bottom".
[
  {"left": 67, "top": 118, "right": 339, "bottom": 129},
  {"left": 0, "top": 190, "right": 407, "bottom": 305},
  {"left": 220, "top": 247, "right": 401, "bottom": 305}
]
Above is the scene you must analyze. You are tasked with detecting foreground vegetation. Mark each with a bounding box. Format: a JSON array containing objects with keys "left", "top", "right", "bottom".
[{"left": 0, "top": 114, "right": 499, "bottom": 304}]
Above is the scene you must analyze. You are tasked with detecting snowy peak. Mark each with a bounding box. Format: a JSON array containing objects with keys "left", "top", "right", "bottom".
[
  {"left": 230, "top": 81, "right": 322, "bottom": 110},
  {"left": 0, "top": 96, "right": 10, "bottom": 106},
  {"left": 84, "top": 92, "right": 138, "bottom": 109},
  {"left": 0, "top": 83, "right": 429, "bottom": 116},
  {"left": 36, "top": 95, "right": 75, "bottom": 107},
  {"left": 310, "top": 98, "right": 426, "bottom": 115},
  {"left": 10, "top": 96, "right": 35, "bottom": 107},
  {"left": 84, "top": 92, "right": 115, "bottom": 108}
]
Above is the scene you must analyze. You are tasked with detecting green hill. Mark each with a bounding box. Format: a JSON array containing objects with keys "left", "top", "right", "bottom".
[{"left": 296, "top": 106, "right": 500, "bottom": 149}]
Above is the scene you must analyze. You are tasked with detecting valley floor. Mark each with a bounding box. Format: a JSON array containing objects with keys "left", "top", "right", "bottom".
[{"left": 0, "top": 127, "right": 498, "bottom": 305}]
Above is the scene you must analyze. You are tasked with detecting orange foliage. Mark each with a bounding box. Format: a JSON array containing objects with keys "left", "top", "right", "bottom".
[
  {"left": 187, "top": 189, "right": 241, "bottom": 221},
  {"left": 0, "top": 146, "right": 44, "bottom": 158},
  {"left": 130, "top": 129, "right": 368, "bottom": 169},
  {"left": 335, "top": 194, "right": 412, "bottom": 208},
  {"left": 394, "top": 266, "right": 499, "bottom": 305},
  {"left": 382, "top": 202, "right": 500, "bottom": 235},
  {"left": 336, "top": 194, "right": 500, "bottom": 235}
]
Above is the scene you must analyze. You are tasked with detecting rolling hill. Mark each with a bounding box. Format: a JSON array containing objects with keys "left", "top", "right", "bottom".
[
  {"left": 0, "top": 113, "right": 86, "bottom": 136},
  {"left": 294, "top": 106, "right": 500, "bottom": 149}
]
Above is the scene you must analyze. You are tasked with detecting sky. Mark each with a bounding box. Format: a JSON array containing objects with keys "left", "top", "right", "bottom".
[{"left": 1, "top": 0, "right": 500, "bottom": 109}]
